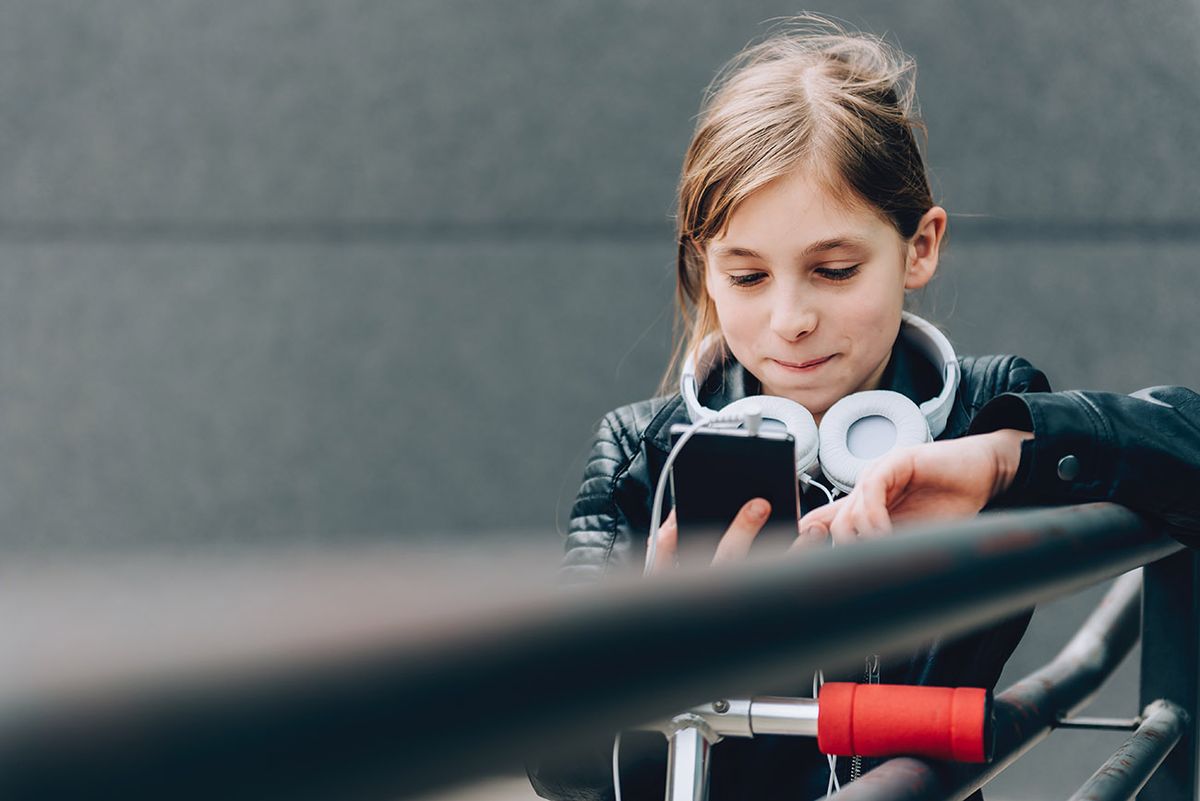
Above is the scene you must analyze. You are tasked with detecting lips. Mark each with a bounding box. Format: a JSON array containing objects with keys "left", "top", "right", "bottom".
[{"left": 773, "top": 354, "right": 835, "bottom": 370}]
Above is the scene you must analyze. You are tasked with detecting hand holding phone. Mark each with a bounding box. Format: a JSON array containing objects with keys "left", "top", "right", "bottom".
[
  {"left": 667, "top": 424, "right": 801, "bottom": 567},
  {"left": 646, "top": 499, "right": 784, "bottom": 573}
]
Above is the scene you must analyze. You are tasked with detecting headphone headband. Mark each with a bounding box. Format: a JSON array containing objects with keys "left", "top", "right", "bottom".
[
  {"left": 680, "top": 313, "right": 959, "bottom": 437},
  {"left": 898, "top": 311, "right": 959, "bottom": 438},
  {"left": 680, "top": 334, "right": 724, "bottom": 423}
]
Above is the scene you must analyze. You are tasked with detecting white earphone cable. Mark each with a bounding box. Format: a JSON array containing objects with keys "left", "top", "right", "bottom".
[
  {"left": 800, "top": 473, "right": 835, "bottom": 506},
  {"left": 644, "top": 406, "right": 761, "bottom": 575},
  {"left": 641, "top": 404, "right": 828, "bottom": 800},
  {"left": 813, "top": 669, "right": 841, "bottom": 797},
  {"left": 644, "top": 419, "right": 705, "bottom": 575},
  {"left": 612, "top": 731, "right": 622, "bottom": 801}
]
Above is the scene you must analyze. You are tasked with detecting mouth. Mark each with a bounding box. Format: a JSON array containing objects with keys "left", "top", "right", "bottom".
[{"left": 772, "top": 354, "right": 836, "bottom": 372}]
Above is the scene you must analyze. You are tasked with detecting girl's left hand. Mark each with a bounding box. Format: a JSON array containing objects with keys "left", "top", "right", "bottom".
[{"left": 796, "top": 430, "right": 1031, "bottom": 545}]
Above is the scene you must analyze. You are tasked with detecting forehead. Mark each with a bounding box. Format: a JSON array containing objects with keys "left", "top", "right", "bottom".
[{"left": 711, "top": 171, "right": 894, "bottom": 253}]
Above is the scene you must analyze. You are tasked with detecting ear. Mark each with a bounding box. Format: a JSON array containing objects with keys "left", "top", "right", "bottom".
[{"left": 904, "top": 206, "right": 947, "bottom": 290}]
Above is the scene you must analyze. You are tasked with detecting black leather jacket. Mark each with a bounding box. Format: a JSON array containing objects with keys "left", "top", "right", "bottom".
[
  {"left": 530, "top": 337, "right": 1049, "bottom": 801},
  {"left": 970, "top": 385, "right": 1200, "bottom": 543}
]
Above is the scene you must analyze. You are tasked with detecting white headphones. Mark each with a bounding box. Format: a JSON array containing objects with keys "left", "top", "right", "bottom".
[{"left": 680, "top": 311, "right": 960, "bottom": 494}]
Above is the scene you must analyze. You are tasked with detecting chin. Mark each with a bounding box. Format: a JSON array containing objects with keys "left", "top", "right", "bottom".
[
  {"left": 758, "top": 363, "right": 854, "bottom": 413},
  {"left": 769, "top": 386, "right": 836, "bottom": 416},
  {"left": 803, "top": 397, "right": 835, "bottom": 418}
]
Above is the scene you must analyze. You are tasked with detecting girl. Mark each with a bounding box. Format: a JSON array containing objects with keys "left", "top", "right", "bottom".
[{"left": 533, "top": 17, "right": 1048, "bottom": 801}]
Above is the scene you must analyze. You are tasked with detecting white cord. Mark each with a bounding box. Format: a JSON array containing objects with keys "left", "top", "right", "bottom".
[
  {"left": 813, "top": 670, "right": 840, "bottom": 797},
  {"left": 800, "top": 473, "right": 835, "bottom": 506},
  {"left": 612, "top": 732, "right": 622, "bottom": 801},
  {"left": 642, "top": 405, "right": 825, "bottom": 798},
  {"left": 812, "top": 478, "right": 839, "bottom": 795},
  {"left": 644, "top": 409, "right": 756, "bottom": 575},
  {"left": 644, "top": 419, "right": 705, "bottom": 575}
]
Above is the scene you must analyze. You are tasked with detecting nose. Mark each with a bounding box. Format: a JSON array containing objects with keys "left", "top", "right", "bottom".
[{"left": 769, "top": 292, "right": 818, "bottom": 342}]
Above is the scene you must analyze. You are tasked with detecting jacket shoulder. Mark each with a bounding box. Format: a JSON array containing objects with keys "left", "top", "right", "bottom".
[
  {"left": 956, "top": 354, "right": 1051, "bottom": 417},
  {"left": 563, "top": 395, "right": 686, "bottom": 583},
  {"left": 580, "top": 395, "right": 682, "bottom": 483}
]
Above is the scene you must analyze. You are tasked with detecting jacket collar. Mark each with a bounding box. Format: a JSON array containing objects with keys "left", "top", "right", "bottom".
[{"left": 646, "top": 333, "right": 944, "bottom": 455}]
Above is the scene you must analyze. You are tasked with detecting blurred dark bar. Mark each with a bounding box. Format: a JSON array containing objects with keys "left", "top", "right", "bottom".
[{"left": 0, "top": 504, "right": 1180, "bottom": 801}]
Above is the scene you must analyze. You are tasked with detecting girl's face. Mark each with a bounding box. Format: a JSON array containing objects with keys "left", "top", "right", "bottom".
[{"left": 704, "top": 170, "right": 943, "bottom": 422}]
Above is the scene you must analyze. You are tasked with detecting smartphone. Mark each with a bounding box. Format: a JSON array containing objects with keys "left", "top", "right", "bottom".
[{"left": 668, "top": 424, "right": 801, "bottom": 567}]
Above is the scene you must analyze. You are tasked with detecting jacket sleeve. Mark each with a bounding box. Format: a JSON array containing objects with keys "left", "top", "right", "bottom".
[
  {"left": 558, "top": 411, "right": 650, "bottom": 585},
  {"left": 969, "top": 386, "right": 1200, "bottom": 541}
]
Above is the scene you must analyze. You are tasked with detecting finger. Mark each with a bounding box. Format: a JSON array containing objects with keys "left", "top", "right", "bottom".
[
  {"left": 830, "top": 454, "right": 912, "bottom": 542},
  {"left": 798, "top": 496, "right": 844, "bottom": 531},
  {"left": 649, "top": 509, "right": 679, "bottom": 574},
  {"left": 855, "top": 461, "right": 894, "bottom": 522},
  {"left": 842, "top": 471, "right": 889, "bottom": 540},
  {"left": 791, "top": 519, "right": 828, "bottom": 551},
  {"left": 833, "top": 493, "right": 883, "bottom": 544},
  {"left": 857, "top": 499, "right": 894, "bottom": 539},
  {"left": 712, "top": 498, "right": 771, "bottom": 564},
  {"left": 829, "top": 495, "right": 861, "bottom": 545},
  {"left": 844, "top": 489, "right": 891, "bottom": 540}
]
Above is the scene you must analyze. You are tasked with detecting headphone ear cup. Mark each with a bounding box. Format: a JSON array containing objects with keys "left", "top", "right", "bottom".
[
  {"left": 720, "top": 395, "right": 819, "bottom": 476},
  {"left": 818, "top": 390, "right": 931, "bottom": 494}
]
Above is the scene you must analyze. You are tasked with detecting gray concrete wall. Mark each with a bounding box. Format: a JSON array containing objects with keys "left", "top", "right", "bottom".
[
  {"left": 1, "top": 2, "right": 1197, "bottom": 798},
  {"left": 2, "top": 1, "right": 1195, "bottom": 547}
]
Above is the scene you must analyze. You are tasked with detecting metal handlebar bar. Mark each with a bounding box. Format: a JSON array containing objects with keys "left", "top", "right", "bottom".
[{"left": 643, "top": 684, "right": 991, "bottom": 801}]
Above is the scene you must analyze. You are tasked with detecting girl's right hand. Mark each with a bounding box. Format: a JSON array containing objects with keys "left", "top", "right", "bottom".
[{"left": 647, "top": 498, "right": 773, "bottom": 574}]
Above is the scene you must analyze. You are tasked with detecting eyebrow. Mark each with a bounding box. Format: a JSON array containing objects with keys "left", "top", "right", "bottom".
[{"left": 710, "top": 236, "right": 870, "bottom": 261}]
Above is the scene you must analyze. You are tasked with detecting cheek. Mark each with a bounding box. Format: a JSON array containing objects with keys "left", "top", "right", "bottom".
[
  {"left": 847, "top": 272, "right": 905, "bottom": 325},
  {"left": 844, "top": 288, "right": 904, "bottom": 357},
  {"left": 709, "top": 288, "right": 763, "bottom": 345}
]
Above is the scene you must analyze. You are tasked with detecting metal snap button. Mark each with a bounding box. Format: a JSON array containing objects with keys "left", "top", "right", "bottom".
[{"left": 1057, "top": 455, "right": 1080, "bottom": 481}]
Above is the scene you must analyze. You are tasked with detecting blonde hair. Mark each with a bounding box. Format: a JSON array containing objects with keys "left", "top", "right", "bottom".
[{"left": 661, "top": 16, "right": 935, "bottom": 395}]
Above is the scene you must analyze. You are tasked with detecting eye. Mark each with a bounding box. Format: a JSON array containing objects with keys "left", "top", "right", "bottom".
[
  {"left": 727, "top": 272, "right": 767, "bottom": 288},
  {"left": 815, "top": 265, "right": 861, "bottom": 282}
]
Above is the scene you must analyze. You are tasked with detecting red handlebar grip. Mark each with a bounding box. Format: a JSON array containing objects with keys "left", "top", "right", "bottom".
[{"left": 817, "top": 683, "right": 992, "bottom": 763}]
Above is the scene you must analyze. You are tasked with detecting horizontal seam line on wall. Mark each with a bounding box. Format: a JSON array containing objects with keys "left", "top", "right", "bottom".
[{"left": 0, "top": 219, "right": 1193, "bottom": 244}]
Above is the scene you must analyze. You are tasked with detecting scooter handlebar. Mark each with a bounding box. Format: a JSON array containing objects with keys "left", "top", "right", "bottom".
[{"left": 817, "top": 683, "right": 993, "bottom": 763}]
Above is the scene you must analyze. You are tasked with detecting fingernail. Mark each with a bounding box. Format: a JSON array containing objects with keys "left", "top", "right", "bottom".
[
  {"left": 801, "top": 526, "right": 819, "bottom": 540},
  {"left": 749, "top": 499, "right": 769, "bottom": 519}
]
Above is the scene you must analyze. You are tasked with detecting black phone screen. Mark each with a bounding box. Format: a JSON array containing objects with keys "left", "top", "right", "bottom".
[{"left": 668, "top": 425, "right": 801, "bottom": 566}]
